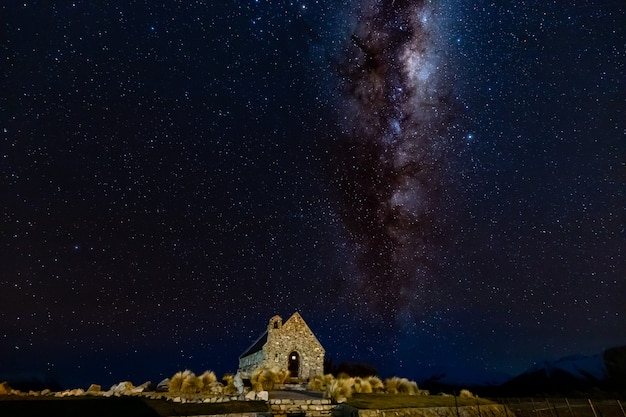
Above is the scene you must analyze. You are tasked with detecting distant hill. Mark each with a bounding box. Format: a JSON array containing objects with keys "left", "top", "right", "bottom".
[
  {"left": 500, "top": 345, "right": 626, "bottom": 396},
  {"left": 416, "top": 345, "right": 626, "bottom": 397},
  {"left": 0, "top": 371, "right": 63, "bottom": 392}
]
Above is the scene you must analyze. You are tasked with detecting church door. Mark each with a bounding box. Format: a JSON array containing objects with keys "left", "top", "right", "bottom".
[{"left": 288, "top": 351, "right": 299, "bottom": 378}]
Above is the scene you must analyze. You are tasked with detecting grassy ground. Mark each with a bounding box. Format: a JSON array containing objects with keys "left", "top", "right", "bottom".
[{"left": 346, "top": 393, "right": 496, "bottom": 409}]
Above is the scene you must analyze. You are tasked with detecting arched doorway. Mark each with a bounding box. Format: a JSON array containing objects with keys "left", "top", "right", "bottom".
[{"left": 288, "top": 351, "right": 300, "bottom": 378}]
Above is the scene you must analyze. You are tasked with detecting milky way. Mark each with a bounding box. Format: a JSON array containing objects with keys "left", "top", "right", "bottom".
[{"left": 332, "top": 0, "right": 456, "bottom": 319}]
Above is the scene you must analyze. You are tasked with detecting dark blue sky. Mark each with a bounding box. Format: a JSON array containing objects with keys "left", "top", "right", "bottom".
[{"left": 1, "top": 0, "right": 624, "bottom": 389}]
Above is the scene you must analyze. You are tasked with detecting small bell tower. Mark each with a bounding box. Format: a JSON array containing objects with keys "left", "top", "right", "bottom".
[{"left": 268, "top": 315, "right": 282, "bottom": 332}]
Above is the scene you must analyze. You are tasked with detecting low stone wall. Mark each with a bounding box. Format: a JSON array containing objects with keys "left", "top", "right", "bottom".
[
  {"left": 269, "top": 398, "right": 334, "bottom": 417},
  {"left": 354, "top": 405, "right": 514, "bottom": 417}
]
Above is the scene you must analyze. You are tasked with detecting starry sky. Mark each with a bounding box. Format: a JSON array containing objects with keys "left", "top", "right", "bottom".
[{"left": 1, "top": 0, "right": 624, "bottom": 389}]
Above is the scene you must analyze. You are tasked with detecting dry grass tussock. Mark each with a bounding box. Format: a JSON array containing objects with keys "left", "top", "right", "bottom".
[
  {"left": 275, "top": 368, "right": 290, "bottom": 384},
  {"left": 353, "top": 377, "right": 373, "bottom": 393},
  {"left": 459, "top": 389, "right": 475, "bottom": 398},
  {"left": 384, "top": 377, "right": 419, "bottom": 395},
  {"left": 199, "top": 370, "right": 220, "bottom": 394},
  {"left": 168, "top": 370, "right": 224, "bottom": 395},
  {"left": 222, "top": 374, "right": 238, "bottom": 396},
  {"left": 327, "top": 377, "right": 354, "bottom": 403},
  {"left": 251, "top": 368, "right": 276, "bottom": 391},
  {"left": 0, "top": 381, "right": 12, "bottom": 394},
  {"left": 181, "top": 371, "right": 202, "bottom": 394},
  {"left": 313, "top": 374, "right": 422, "bottom": 402},
  {"left": 307, "top": 374, "right": 335, "bottom": 391},
  {"left": 168, "top": 370, "right": 191, "bottom": 393},
  {"left": 250, "top": 367, "right": 290, "bottom": 391},
  {"left": 367, "top": 376, "right": 385, "bottom": 393}
]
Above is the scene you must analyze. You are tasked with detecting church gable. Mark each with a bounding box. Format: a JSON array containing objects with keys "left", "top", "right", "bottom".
[{"left": 238, "top": 312, "right": 325, "bottom": 379}]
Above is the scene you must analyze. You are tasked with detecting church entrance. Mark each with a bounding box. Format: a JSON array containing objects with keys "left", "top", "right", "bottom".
[{"left": 288, "top": 351, "right": 300, "bottom": 378}]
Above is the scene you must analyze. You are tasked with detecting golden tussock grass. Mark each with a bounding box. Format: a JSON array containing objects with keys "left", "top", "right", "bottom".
[
  {"left": 384, "top": 377, "right": 419, "bottom": 395},
  {"left": 168, "top": 370, "right": 193, "bottom": 393},
  {"left": 459, "top": 389, "right": 475, "bottom": 398},
  {"left": 326, "top": 377, "right": 354, "bottom": 403},
  {"left": 199, "top": 370, "right": 218, "bottom": 394},
  {"left": 308, "top": 373, "right": 336, "bottom": 392},
  {"left": 222, "top": 374, "right": 238, "bottom": 395},
  {"left": 274, "top": 369, "right": 290, "bottom": 385},
  {"left": 181, "top": 371, "right": 201, "bottom": 394},
  {"left": 251, "top": 368, "right": 275, "bottom": 391},
  {"left": 367, "top": 376, "right": 385, "bottom": 393},
  {"left": 353, "top": 377, "right": 373, "bottom": 393}
]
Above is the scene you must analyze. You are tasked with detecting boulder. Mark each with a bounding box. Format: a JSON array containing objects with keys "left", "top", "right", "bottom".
[
  {"left": 257, "top": 390, "right": 269, "bottom": 401},
  {"left": 156, "top": 378, "right": 169, "bottom": 392},
  {"left": 87, "top": 384, "right": 102, "bottom": 393},
  {"left": 245, "top": 390, "right": 257, "bottom": 400},
  {"left": 137, "top": 381, "right": 152, "bottom": 391}
]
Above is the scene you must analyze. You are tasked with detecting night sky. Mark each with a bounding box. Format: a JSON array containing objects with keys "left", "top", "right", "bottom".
[{"left": 1, "top": 0, "right": 624, "bottom": 390}]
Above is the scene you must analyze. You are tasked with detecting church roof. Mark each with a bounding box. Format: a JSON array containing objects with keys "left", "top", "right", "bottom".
[{"left": 239, "top": 330, "right": 268, "bottom": 358}]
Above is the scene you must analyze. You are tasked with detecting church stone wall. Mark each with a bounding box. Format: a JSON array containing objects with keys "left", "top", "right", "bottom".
[
  {"left": 239, "top": 313, "right": 325, "bottom": 379},
  {"left": 264, "top": 313, "right": 324, "bottom": 378},
  {"left": 239, "top": 350, "right": 264, "bottom": 375}
]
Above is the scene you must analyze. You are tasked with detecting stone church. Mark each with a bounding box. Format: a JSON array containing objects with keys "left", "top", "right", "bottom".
[{"left": 238, "top": 312, "right": 325, "bottom": 380}]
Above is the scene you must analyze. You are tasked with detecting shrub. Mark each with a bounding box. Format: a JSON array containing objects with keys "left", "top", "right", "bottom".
[
  {"left": 367, "top": 376, "right": 385, "bottom": 393},
  {"left": 385, "top": 377, "right": 419, "bottom": 395},
  {"left": 308, "top": 375, "right": 324, "bottom": 391},
  {"left": 327, "top": 377, "right": 353, "bottom": 403},
  {"left": 168, "top": 370, "right": 190, "bottom": 393},
  {"left": 459, "top": 389, "right": 474, "bottom": 398},
  {"left": 384, "top": 377, "right": 401, "bottom": 394},
  {"left": 199, "top": 371, "right": 217, "bottom": 394},
  {"left": 275, "top": 369, "right": 290, "bottom": 385},
  {"left": 308, "top": 374, "right": 335, "bottom": 391},
  {"left": 399, "top": 378, "right": 419, "bottom": 395},
  {"left": 181, "top": 371, "right": 201, "bottom": 394},
  {"left": 0, "top": 382, "right": 11, "bottom": 395},
  {"left": 222, "top": 374, "right": 237, "bottom": 395},
  {"left": 209, "top": 381, "right": 224, "bottom": 395},
  {"left": 353, "top": 377, "right": 373, "bottom": 393},
  {"left": 251, "top": 368, "right": 276, "bottom": 391}
]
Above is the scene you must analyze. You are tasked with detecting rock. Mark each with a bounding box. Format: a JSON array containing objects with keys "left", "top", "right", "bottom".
[
  {"left": 130, "top": 386, "right": 145, "bottom": 394},
  {"left": 41, "top": 389, "right": 51, "bottom": 396},
  {"left": 173, "top": 396, "right": 182, "bottom": 403},
  {"left": 136, "top": 381, "right": 152, "bottom": 391},
  {"left": 245, "top": 390, "right": 257, "bottom": 400},
  {"left": 87, "top": 384, "right": 102, "bottom": 393},
  {"left": 234, "top": 372, "right": 245, "bottom": 396},
  {"left": 111, "top": 381, "right": 134, "bottom": 394},
  {"left": 156, "top": 378, "right": 169, "bottom": 392},
  {"left": 257, "top": 391, "right": 269, "bottom": 401}
]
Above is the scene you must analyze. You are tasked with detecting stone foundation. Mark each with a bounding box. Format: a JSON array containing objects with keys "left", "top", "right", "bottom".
[{"left": 269, "top": 398, "right": 334, "bottom": 417}]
